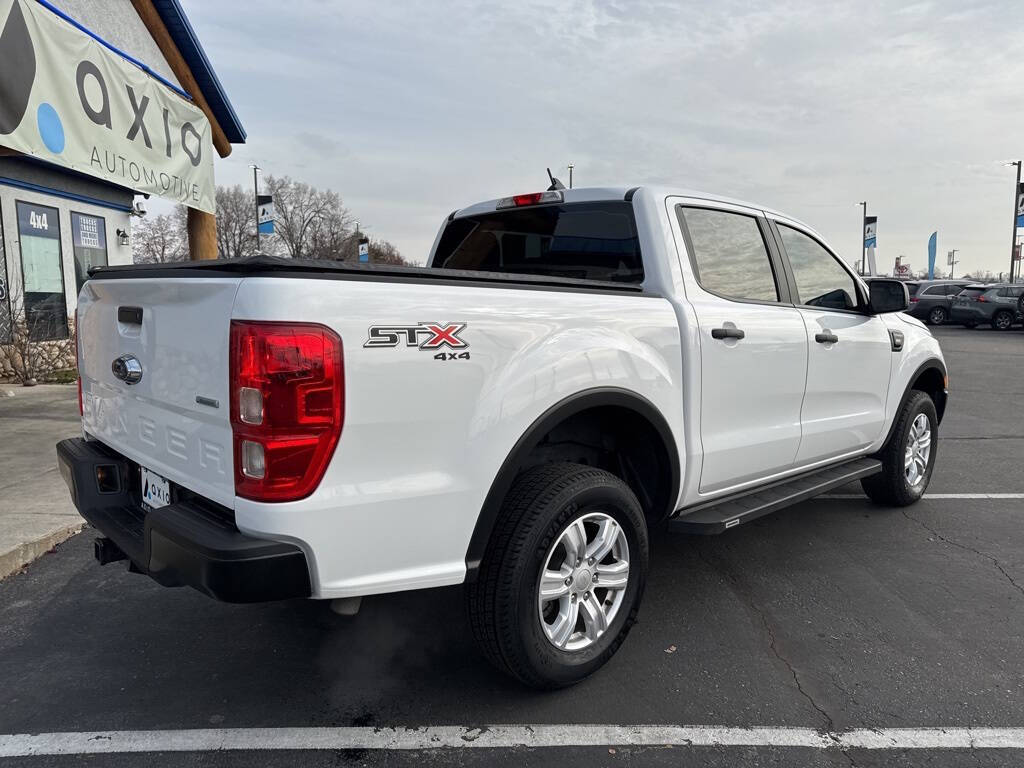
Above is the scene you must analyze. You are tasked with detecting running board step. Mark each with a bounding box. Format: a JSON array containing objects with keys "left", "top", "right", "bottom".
[{"left": 668, "top": 457, "right": 882, "bottom": 535}]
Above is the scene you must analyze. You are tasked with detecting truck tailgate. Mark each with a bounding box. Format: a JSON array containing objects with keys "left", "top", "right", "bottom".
[{"left": 78, "top": 277, "right": 241, "bottom": 508}]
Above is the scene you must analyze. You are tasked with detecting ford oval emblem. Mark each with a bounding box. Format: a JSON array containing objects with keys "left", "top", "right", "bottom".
[{"left": 111, "top": 354, "right": 143, "bottom": 385}]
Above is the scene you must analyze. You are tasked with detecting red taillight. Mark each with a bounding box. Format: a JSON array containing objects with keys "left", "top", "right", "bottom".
[
  {"left": 496, "top": 190, "right": 564, "bottom": 209},
  {"left": 909, "top": 297, "right": 919, "bottom": 303},
  {"left": 513, "top": 193, "right": 545, "bottom": 206},
  {"left": 229, "top": 321, "right": 344, "bottom": 502}
]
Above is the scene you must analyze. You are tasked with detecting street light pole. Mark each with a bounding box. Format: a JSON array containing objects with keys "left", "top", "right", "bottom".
[
  {"left": 251, "top": 164, "right": 261, "bottom": 252},
  {"left": 1008, "top": 161, "right": 1021, "bottom": 283},
  {"left": 858, "top": 201, "right": 867, "bottom": 276}
]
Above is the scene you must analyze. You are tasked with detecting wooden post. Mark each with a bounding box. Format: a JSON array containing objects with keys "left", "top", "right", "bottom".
[{"left": 187, "top": 207, "right": 218, "bottom": 260}]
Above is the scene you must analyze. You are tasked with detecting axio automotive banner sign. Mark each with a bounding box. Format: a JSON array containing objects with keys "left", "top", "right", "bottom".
[
  {"left": 1016, "top": 182, "right": 1024, "bottom": 228},
  {"left": 0, "top": 0, "right": 215, "bottom": 212}
]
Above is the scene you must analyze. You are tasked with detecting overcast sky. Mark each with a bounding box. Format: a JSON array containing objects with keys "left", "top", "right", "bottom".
[{"left": 178, "top": 0, "right": 1024, "bottom": 276}]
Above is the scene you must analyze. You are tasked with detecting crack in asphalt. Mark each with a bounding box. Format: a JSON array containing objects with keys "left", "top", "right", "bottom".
[
  {"left": 693, "top": 545, "right": 860, "bottom": 767},
  {"left": 902, "top": 509, "right": 1024, "bottom": 599}
]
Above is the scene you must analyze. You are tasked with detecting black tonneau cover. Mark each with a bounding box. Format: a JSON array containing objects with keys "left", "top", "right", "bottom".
[{"left": 89, "top": 255, "right": 645, "bottom": 294}]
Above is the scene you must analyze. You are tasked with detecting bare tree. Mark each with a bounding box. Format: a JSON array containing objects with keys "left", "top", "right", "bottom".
[
  {"left": 263, "top": 175, "right": 354, "bottom": 260},
  {"left": 0, "top": 284, "right": 75, "bottom": 384},
  {"left": 133, "top": 211, "right": 187, "bottom": 264},
  {"left": 216, "top": 185, "right": 258, "bottom": 260}
]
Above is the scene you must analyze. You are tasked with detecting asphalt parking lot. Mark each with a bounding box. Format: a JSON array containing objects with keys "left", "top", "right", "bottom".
[{"left": 1, "top": 325, "right": 1023, "bottom": 767}]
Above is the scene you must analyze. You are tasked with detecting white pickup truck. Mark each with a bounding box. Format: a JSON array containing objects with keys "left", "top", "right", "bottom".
[{"left": 58, "top": 185, "right": 947, "bottom": 688}]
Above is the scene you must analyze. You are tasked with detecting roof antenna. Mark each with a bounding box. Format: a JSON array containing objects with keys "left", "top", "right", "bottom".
[{"left": 546, "top": 167, "right": 566, "bottom": 191}]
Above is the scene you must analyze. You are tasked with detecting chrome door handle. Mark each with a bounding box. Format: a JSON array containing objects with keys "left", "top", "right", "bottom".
[
  {"left": 815, "top": 332, "right": 839, "bottom": 344},
  {"left": 711, "top": 327, "right": 745, "bottom": 340}
]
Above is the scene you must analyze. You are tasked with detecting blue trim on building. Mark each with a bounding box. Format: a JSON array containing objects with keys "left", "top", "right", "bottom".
[
  {"left": 0, "top": 177, "right": 134, "bottom": 213},
  {"left": 152, "top": 0, "right": 247, "bottom": 143},
  {"left": 34, "top": 0, "right": 192, "bottom": 100}
]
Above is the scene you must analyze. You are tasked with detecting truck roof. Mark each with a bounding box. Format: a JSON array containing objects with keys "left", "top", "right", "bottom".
[{"left": 452, "top": 185, "right": 819, "bottom": 238}]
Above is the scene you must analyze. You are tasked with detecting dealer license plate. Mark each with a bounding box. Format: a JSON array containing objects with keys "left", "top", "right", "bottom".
[{"left": 141, "top": 467, "right": 171, "bottom": 509}]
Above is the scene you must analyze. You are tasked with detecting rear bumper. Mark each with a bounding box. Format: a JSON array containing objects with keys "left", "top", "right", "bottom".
[{"left": 56, "top": 437, "right": 311, "bottom": 603}]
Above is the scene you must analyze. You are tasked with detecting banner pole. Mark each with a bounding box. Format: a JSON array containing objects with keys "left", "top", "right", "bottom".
[
  {"left": 252, "top": 164, "right": 261, "bottom": 253},
  {"left": 1009, "top": 161, "right": 1021, "bottom": 283},
  {"left": 859, "top": 201, "right": 867, "bottom": 276}
]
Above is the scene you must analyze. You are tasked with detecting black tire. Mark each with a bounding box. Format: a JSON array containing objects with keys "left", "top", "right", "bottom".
[
  {"left": 927, "top": 306, "right": 947, "bottom": 325},
  {"left": 466, "top": 463, "right": 648, "bottom": 689},
  {"left": 992, "top": 310, "right": 1013, "bottom": 331},
  {"left": 861, "top": 391, "right": 937, "bottom": 506}
]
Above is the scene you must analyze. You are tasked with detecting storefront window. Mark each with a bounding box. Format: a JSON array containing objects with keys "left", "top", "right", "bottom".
[
  {"left": 16, "top": 201, "right": 68, "bottom": 341},
  {"left": 0, "top": 204, "right": 12, "bottom": 343},
  {"left": 71, "top": 211, "right": 108, "bottom": 295}
]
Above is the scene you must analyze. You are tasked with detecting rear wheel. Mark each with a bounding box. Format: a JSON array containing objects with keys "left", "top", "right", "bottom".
[
  {"left": 927, "top": 306, "right": 947, "bottom": 325},
  {"left": 466, "top": 463, "right": 648, "bottom": 688},
  {"left": 992, "top": 310, "right": 1013, "bottom": 330},
  {"left": 861, "top": 391, "right": 937, "bottom": 506}
]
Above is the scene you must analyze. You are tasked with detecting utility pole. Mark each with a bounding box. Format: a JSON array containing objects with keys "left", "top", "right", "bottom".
[
  {"left": 567, "top": 164, "right": 574, "bottom": 189},
  {"left": 1007, "top": 161, "right": 1021, "bottom": 283},
  {"left": 251, "top": 164, "right": 261, "bottom": 252},
  {"left": 858, "top": 201, "right": 867, "bottom": 276}
]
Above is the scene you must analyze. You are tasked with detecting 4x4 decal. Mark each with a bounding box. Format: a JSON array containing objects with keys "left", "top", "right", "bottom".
[{"left": 364, "top": 322, "right": 468, "bottom": 351}]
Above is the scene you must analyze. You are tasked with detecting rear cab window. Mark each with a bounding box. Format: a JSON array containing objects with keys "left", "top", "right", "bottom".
[{"left": 431, "top": 201, "right": 643, "bottom": 283}]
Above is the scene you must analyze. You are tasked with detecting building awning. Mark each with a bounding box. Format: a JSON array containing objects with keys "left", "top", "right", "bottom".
[{"left": 150, "top": 0, "right": 246, "bottom": 144}]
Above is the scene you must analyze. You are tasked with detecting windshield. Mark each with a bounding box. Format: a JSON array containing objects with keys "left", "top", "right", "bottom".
[{"left": 431, "top": 201, "right": 643, "bottom": 283}]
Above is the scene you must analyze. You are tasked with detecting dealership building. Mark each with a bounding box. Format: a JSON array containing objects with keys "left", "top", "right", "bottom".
[{"left": 0, "top": 0, "right": 244, "bottom": 349}]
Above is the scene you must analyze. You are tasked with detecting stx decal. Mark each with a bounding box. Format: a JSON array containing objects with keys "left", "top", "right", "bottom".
[{"left": 364, "top": 323, "right": 468, "bottom": 351}]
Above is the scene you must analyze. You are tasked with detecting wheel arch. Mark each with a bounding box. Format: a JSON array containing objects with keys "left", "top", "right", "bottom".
[
  {"left": 464, "top": 387, "right": 681, "bottom": 579},
  {"left": 882, "top": 359, "right": 947, "bottom": 449}
]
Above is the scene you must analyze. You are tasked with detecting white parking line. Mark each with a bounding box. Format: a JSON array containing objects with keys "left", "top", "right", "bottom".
[
  {"left": 4, "top": 726, "right": 1024, "bottom": 755},
  {"left": 822, "top": 493, "right": 1024, "bottom": 500}
]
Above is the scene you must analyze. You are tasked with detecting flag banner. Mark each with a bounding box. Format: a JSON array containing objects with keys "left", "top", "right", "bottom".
[
  {"left": 257, "top": 194, "right": 274, "bottom": 235},
  {"left": 864, "top": 216, "right": 877, "bottom": 248},
  {"left": 1017, "top": 183, "right": 1024, "bottom": 228},
  {"left": 866, "top": 246, "right": 877, "bottom": 275},
  {"left": 927, "top": 232, "right": 937, "bottom": 280},
  {"left": 357, "top": 237, "right": 370, "bottom": 263},
  {"left": 947, "top": 250, "right": 955, "bottom": 266},
  {"left": 0, "top": 0, "right": 215, "bottom": 212}
]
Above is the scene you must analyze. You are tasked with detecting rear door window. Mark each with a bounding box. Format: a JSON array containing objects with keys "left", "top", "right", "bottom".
[
  {"left": 432, "top": 201, "right": 643, "bottom": 282},
  {"left": 677, "top": 207, "right": 780, "bottom": 303}
]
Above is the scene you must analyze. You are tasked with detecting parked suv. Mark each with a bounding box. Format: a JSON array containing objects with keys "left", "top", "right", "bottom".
[
  {"left": 952, "top": 284, "right": 1023, "bottom": 330},
  {"left": 905, "top": 280, "right": 971, "bottom": 325}
]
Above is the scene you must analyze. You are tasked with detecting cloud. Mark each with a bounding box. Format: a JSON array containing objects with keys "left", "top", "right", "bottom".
[{"left": 181, "top": 0, "right": 1024, "bottom": 272}]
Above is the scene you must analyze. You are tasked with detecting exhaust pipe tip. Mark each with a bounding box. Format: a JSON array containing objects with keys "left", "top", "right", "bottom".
[{"left": 329, "top": 596, "right": 362, "bottom": 616}]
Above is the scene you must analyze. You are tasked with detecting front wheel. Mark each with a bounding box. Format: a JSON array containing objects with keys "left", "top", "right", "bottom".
[
  {"left": 466, "top": 463, "right": 648, "bottom": 688},
  {"left": 861, "top": 391, "right": 937, "bottom": 506},
  {"left": 927, "top": 306, "right": 947, "bottom": 325}
]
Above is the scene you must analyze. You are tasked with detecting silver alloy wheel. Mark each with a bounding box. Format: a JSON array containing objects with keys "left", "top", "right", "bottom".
[
  {"left": 929, "top": 307, "right": 945, "bottom": 324},
  {"left": 537, "top": 512, "right": 630, "bottom": 652},
  {"left": 995, "top": 312, "right": 1013, "bottom": 330},
  {"left": 904, "top": 413, "right": 932, "bottom": 487}
]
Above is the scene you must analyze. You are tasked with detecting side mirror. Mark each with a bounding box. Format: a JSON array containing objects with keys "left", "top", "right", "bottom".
[{"left": 867, "top": 279, "right": 909, "bottom": 314}]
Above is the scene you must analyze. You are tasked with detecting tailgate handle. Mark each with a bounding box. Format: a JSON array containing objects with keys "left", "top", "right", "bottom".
[{"left": 118, "top": 306, "right": 143, "bottom": 325}]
